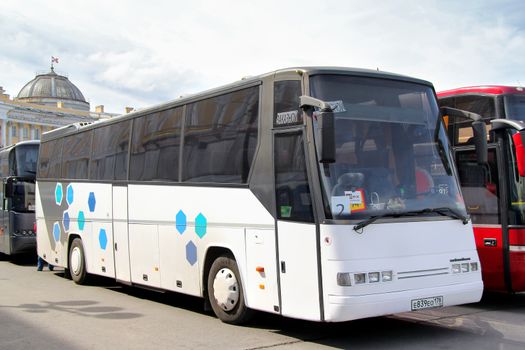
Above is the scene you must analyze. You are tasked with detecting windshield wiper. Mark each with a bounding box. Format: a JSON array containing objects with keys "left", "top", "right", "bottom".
[
  {"left": 353, "top": 213, "right": 404, "bottom": 232},
  {"left": 417, "top": 207, "right": 470, "bottom": 224},
  {"left": 353, "top": 207, "right": 469, "bottom": 232}
]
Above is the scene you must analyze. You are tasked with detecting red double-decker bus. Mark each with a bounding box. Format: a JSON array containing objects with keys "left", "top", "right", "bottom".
[{"left": 438, "top": 86, "right": 525, "bottom": 293}]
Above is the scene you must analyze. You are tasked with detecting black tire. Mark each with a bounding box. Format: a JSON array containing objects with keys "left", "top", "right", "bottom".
[
  {"left": 69, "top": 238, "right": 88, "bottom": 284},
  {"left": 207, "top": 256, "right": 252, "bottom": 324}
]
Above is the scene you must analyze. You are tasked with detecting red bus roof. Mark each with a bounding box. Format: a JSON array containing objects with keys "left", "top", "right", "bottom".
[{"left": 437, "top": 85, "right": 525, "bottom": 98}]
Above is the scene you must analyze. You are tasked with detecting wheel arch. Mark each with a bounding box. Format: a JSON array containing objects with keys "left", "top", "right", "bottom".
[{"left": 202, "top": 245, "right": 243, "bottom": 298}]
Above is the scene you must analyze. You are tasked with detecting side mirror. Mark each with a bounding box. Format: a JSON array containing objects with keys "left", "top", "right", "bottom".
[
  {"left": 317, "top": 110, "right": 336, "bottom": 163},
  {"left": 513, "top": 130, "right": 525, "bottom": 177},
  {"left": 4, "top": 178, "right": 14, "bottom": 198},
  {"left": 472, "top": 121, "right": 488, "bottom": 165},
  {"left": 300, "top": 95, "right": 336, "bottom": 163}
]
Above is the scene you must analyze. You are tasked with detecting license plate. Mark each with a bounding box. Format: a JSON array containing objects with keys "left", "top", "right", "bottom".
[{"left": 411, "top": 296, "right": 443, "bottom": 311}]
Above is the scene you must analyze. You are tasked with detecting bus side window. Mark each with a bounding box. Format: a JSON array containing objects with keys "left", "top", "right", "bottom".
[
  {"left": 130, "top": 107, "right": 183, "bottom": 182},
  {"left": 182, "top": 86, "right": 259, "bottom": 184},
  {"left": 90, "top": 121, "right": 131, "bottom": 181},
  {"left": 38, "top": 139, "right": 64, "bottom": 179},
  {"left": 274, "top": 80, "right": 302, "bottom": 127},
  {"left": 274, "top": 133, "right": 314, "bottom": 222},
  {"left": 62, "top": 131, "right": 92, "bottom": 179}
]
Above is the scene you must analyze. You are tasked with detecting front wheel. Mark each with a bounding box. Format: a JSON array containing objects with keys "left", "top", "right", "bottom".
[
  {"left": 69, "top": 238, "right": 88, "bottom": 284},
  {"left": 207, "top": 256, "right": 252, "bottom": 324}
]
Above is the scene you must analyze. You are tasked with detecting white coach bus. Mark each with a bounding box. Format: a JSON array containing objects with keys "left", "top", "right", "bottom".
[{"left": 36, "top": 67, "right": 483, "bottom": 324}]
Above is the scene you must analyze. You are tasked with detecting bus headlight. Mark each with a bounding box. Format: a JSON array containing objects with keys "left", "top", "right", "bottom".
[
  {"left": 337, "top": 273, "right": 352, "bottom": 286},
  {"left": 452, "top": 264, "right": 461, "bottom": 273},
  {"left": 354, "top": 273, "right": 366, "bottom": 284},
  {"left": 368, "top": 272, "right": 380, "bottom": 283},
  {"left": 382, "top": 271, "right": 393, "bottom": 282},
  {"left": 461, "top": 263, "right": 470, "bottom": 273}
]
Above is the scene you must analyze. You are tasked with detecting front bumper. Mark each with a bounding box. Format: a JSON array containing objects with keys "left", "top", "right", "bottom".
[{"left": 324, "top": 280, "right": 483, "bottom": 322}]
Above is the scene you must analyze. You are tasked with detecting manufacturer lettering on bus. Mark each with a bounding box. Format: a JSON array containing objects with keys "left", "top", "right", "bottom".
[{"left": 275, "top": 110, "right": 301, "bottom": 126}]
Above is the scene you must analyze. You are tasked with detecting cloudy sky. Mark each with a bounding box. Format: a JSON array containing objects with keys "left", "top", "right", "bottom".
[{"left": 1, "top": 0, "right": 524, "bottom": 113}]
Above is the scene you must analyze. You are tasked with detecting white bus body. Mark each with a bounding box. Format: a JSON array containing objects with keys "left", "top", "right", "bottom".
[{"left": 36, "top": 67, "right": 483, "bottom": 323}]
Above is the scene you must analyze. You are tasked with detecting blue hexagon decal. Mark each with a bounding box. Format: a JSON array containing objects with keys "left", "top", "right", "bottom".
[
  {"left": 88, "top": 192, "right": 96, "bottom": 212},
  {"left": 176, "top": 210, "right": 187, "bottom": 234},
  {"left": 63, "top": 211, "right": 70, "bottom": 231},
  {"left": 55, "top": 183, "right": 63, "bottom": 205},
  {"left": 99, "top": 228, "right": 108, "bottom": 250},
  {"left": 66, "top": 184, "right": 74, "bottom": 206},
  {"left": 195, "top": 213, "right": 207, "bottom": 238},
  {"left": 78, "top": 211, "right": 86, "bottom": 231},
  {"left": 53, "top": 222, "right": 61, "bottom": 242},
  {"left": 186, "top": 241, "right": 197, "bottom": 266}
]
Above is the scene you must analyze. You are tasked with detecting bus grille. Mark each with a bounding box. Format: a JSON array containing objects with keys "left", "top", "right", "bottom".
[{"left": 397, "top": 267, "right": 449, "bottom": 279}]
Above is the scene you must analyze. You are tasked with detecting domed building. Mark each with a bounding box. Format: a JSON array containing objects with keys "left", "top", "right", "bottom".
[
  {"left": 0, "top": 64, "right": 119, "bottom": 147},
  {"left": 16, "top": 67, "right": 90, "bottom": 111}
]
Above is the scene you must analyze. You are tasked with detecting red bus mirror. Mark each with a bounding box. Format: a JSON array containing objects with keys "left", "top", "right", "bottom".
[{"left": 512, "top": 131, "right": 525, "bottom": 177}]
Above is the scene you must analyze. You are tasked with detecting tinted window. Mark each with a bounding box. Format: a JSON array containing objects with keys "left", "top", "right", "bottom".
[
  {"left": 439, "top": 97, "right": 492, "bottom": 146},
  {"left": 90, "top": 121, "right": 130, "bottom": 180},
  {"left": 62, "top": 131, "right": 92, "bottom": 179},
  {"left": 0, "top": 152, "right": 8, "bottom": 177},
  {"left": 274, "top": 132, "right": 314, "bottom": 222},
  {"left": 182, "top": 86, "right": 259, "bottom": 183},
  {"left": 15, "top": 144, "right": 39, "bottom": 177},
  {"left": 504, "top": 94, "right": 525, "bottom": 119},
  {"left": 37, "top": 139, "right": 63, "bottom": 179},
  {"left": 130, "top": 107, "right": 183, "bottom": 181},
  {"left": 455, "top": 95, "right": 496, "bottom": 118},
  {"left": 456, "top": 149, "right": 500, "bottom": 224},
  {"left": 274, "top": 80, "right": 302, "bottom": 127},
  {"left": 439, "top": 95, "right": 496, "bottom": 119}
]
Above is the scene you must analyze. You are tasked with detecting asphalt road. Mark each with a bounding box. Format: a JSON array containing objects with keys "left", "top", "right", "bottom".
[{"left": 1, "top": 256, "right": 524, "bottom": 350}]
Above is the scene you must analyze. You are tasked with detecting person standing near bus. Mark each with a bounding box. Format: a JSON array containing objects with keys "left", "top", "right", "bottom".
[{"left": 37, "top": 256, "right": 54, "bottom": 271}]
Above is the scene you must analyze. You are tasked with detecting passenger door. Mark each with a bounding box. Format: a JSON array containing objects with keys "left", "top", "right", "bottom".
[
  {"left": 112, "top": 185, "right": 131, "bottom": 282},
  {"left": 274, "top": 131, "right": 320, "bottom": 321}
]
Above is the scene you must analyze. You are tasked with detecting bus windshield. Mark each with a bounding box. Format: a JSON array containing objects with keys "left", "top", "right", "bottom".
[
  {"left": 11, "top": 180, "right": 36, "bottom": 212},
  {"left": 310, "top": 75, "right": 467, "bottom": 220},
  {"left": 15, "top": 144, "right": 39, "bottom": 177},
  {"left": 504, "top": 94, "right": 525, "bottom": 120}
]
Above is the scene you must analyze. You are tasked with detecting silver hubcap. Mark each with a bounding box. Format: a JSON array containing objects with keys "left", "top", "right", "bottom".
[
  {"left": 70, "top": 246, "right": 82, "bottom": 275},
  {"left": 213, "top": 267, "right": 239, "bottom": 312}
]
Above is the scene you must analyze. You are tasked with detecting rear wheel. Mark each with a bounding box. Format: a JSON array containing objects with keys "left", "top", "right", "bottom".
[
  {"left": 207, "top": 256, "right": 252, "bottom": 324},
  {"left": 69, "top": 238, "right": 88, "bottom": 284}
]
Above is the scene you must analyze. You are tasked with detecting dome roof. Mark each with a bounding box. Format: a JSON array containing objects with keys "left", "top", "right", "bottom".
[{"left": 16, "top": 68, "right": 90, "bottom": 111}]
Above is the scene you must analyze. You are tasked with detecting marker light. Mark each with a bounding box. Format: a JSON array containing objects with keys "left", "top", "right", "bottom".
[
  {"left": 354, "top": 273, "right": 366, "bottom": 284},
  {"left": 382, "top": 271, "right": 393, "bottom": 282},
  {"left": 452, "top": 264, "right": 461, "bottom": 273},
  {"left": 337, "top": 273, "right": 352, "bottom": 286},
  {"left": 461, "top": 263, "right": 470, "bottom": 273},
  {"left": 470, "top": 262, "right": 479, "bottom": 272},
  {"left": 368, "top": 272, "right": 380, "bottom": 283}
]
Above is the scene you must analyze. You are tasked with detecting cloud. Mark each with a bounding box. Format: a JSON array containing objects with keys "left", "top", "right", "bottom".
[{"left": 1, "top": 0, "right": 524, "bottom": 112}]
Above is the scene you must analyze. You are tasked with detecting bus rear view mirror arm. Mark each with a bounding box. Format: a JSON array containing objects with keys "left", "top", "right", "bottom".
[
  {"left": 440, "top": 107, "right": 487, "bottom": 165},
  {"left": 440, "top": 106, "right": 483, "bottom": 122},
  {"left": 300, "top": 95, "right": 335, "bottom": 163},
  {"left": 491, "top": 119, "right": 525, "bottom": 177}
]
